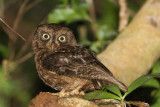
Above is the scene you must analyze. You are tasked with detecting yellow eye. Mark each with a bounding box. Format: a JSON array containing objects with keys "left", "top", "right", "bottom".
[
  {"left": 58, "top": 36, "right": 66, "bottom": 42},
  {"left": 42, "top": 34, "right": 50, "bottom": 40}
]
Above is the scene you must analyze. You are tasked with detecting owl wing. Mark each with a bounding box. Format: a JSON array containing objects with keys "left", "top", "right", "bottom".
[{"left": 42, "top": 46, "right": 127, "bottom": 92}]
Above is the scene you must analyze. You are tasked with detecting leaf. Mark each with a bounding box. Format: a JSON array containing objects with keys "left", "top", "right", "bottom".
[
  {"left": 152, "top": 60, "right": 160, "bottom": 74},
  {"left": 0, "top": 98, "right": 8, "bottom": 107},
  {"left": 60, "top": 0, "right": 68, "bottom": 4},
  {"left": 78, "top": 39, "right": 90, "bottom": 46},
  {"left": 0, "top": 67, "right": 14, "bottom": 96},
  {"left": 84, "top": 90, "right": 120, "bottom": 100},
  {"left": 48, "top": 0, "right": 89, "bottom": 24},
  {"left": 151, "top": 91, "right": 160, "bottom": 107},
  {"left": 0, "top": 44, "right": 8, "bottom": 58},
  {"left": 101, "top": 84, "right": 122, "bottom": 98},
  {"left": 151, "top": 99, "right": 160, "bottom": 107},
  {"left": 89, "top": 41, "right": 105, "bottom": 54},
  {"left": 123, "top": 74, "right": 160, "bottom": 98},
  {"left": 151, "top": 90, "right": 160, "bottom": 98},
  {"left": 97, "top": 25, "right": 117, "bottom": 41},
  {"left": 98, "top": 0, "right": 118, "bottom": 29},
  {"left": 142, "top": 78, "right": 159, "bottom": 88}
]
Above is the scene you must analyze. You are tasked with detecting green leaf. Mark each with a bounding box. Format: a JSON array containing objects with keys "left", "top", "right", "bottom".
[
  {"left": 0, "top": 67, "right": 14, "bottom": 96},
  {"left": 84, "top": 90, "right": 120, "bottom": 100},
  {"left": 151, "top": 90, "right": 160, "bottom": 107},
  {"left": 0, "top": 44, "right": 8, "bottom": 58},
  {"left": 142, "top": 78, "right": 160, "bottom": 88},
  {"left": 0, "top": 98, "right": 8, "bottom": 107},
  {"left": 60, "top": 0, "right": 68, "bottom": 4},
  {"left": 48, "top": 0, "right": 89, "bottom": 24},
  {"left": 151, "top": 99, "right": 160, "bottom": 107},
  {"left": 152, "top": 60, "right": 160, "bottom": 74},
  {"left": 89, "top": 41, "right": 105, "bottom": 54},
  {"left": 78, "top": 39, "right": 90, "bottom": 46},
  {"left": 97, "top": 25, "right": 117, "bottom": 41},
  {"left": 98, "top": 0, "right": 118, "bottom": 29},
  {"left": 123, "top": 74, "right": 160, "bottom": 98},
  {"left": 48, "top": 7, "right": 89, "bottom": 23},
  {"left": 151, "top": 90, "right": 160, "bottom": 98},
  {"left": 101, "top": 84, "right": 122, "bottom": 98}
]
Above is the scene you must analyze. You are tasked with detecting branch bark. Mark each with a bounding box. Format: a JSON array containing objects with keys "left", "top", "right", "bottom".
[
  {"left": 98, "top": 0, "right": 160, "bottom": 86},
  {"left": 28, "top": 92, "right": 121, "bottom": 107},
  {"left": 118, "top": 0, "right": 128, "bottom": 32}
]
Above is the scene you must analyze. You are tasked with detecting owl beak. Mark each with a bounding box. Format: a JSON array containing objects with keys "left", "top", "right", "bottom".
[
  {"left": 50, "top": 43, "right": 59, "bottom": 52},
  {"left": 51, "top": 45, "right": 55, "bottom": 52}
]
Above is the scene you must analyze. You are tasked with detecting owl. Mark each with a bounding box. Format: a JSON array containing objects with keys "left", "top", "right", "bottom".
[{"left": 32, "top": 23, "right": 127, "bottom": 97}]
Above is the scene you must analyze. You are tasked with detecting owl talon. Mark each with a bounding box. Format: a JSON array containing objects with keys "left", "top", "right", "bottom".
[
  {"left": 51, "top": 91, "right": 85, "bottom": 97},
  {"left": 60, "top": 92, "right": 70, "bottom": 97},
  {"left": 69, "top": 90, "right": 85, "bottom": 96},
  {"left": 52, "top": 93, "right": 59, "bottom": 96},
  {"left": 79, "top": 91, "right": 85, "bottom": 95},
  {"left": 52, "top": 91, "right": 70, "bottom": 97}
]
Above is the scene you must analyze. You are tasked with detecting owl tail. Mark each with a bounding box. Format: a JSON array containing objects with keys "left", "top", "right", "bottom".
[
  {"left": 92, "top": 77, "right": 128, "bottom": 92},
  {"left": 108, "top": 77, "right": 128, "bottom": 92}
]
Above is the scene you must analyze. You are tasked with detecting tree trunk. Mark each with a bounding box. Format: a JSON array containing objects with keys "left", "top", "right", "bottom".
[{"left": 98, "top": 0, "right": 160, "bottom": 86}]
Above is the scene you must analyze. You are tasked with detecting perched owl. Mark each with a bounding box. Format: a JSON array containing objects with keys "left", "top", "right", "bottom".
[{"left": 32, "top": 23, "right": 127, "bottom": 97}]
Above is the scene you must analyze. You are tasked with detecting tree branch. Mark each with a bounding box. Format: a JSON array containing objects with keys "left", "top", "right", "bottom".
[
  {"left": 118, "top": 0, "right": 128, "bottom": 32},
  {"left": 0, "top": 18, "right": 26, "bottom": 41},
  {"left": 98, "top": 0, "right": 160, "bottom": 86}
]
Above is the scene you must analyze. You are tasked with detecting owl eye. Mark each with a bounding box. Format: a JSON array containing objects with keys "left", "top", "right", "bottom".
[
  {"left": 42, "top": 34, "right": 50, "bottom": 40},
  {"left": 58, "top": 36, "right": 66, "bottom": 42}
]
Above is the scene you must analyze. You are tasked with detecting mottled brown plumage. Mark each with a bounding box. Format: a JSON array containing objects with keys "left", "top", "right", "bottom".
[{"left": 32, "top": 23, "right": 127, "bottom": 97}]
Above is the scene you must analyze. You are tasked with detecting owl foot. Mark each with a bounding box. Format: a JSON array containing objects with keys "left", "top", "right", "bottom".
[
  {"left": 51, "top": 88, "right": 85, "bottom": 97},
  {"left": 52, "top": 91, "right": 70, "bottom": 97},
  {"left": 69, "top": 90, "right": 85, "bottom": 96},
  {"left": 69, "top": 85, "right": 85, "bottom": 96},
  {"left": 52, "top": 91, "right": 84, "bottom": 97}
]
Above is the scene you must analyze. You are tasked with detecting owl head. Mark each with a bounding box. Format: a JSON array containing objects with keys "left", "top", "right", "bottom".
[{"left": 32, "top": 23, "right": 77, "bottom": 53}]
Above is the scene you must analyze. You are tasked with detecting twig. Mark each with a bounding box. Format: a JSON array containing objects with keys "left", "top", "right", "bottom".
[
  {"left": 13, "top": 0, "right": 28, "bottom": 31},
  {"left": 0, "top": 18, "right": 26, "bottom": 41},
  {"left": 87, "top": 0, "right": 96, "bottom": 21},
  {"left": 25, "top": 0, "right": 43, "bottom": 12},
  {"left": 118, "top": 0, "right": 128, "bottom": 32},
  {"left": 15, "top": 32, "right": 33, "bottom": 60},
  {"left": 0, "top": 17, "right": 25, "bottom": 61},
  {"left": 0, "top": 0, "right": 4, "bottom": 17},
  {"left": 8, "top": 0, "right": 29, "bottom": 61},
  {"left": 86, "top": 0, "right": 97, "bottom": 39},
  {"left": 8, "top": 0, "right": 43, "bottom": 61},
  {"left": 14, "top": 0, "right": 44, "bottom": 60},
  {"left": 15, "top": 14, "right": 48, "bottom": 60},
  {"left": 15, "top": 52, "right": 33, "bottom": 65},
  {"left": 125, "top": 101, "right": 149, "bottom": 107}
]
